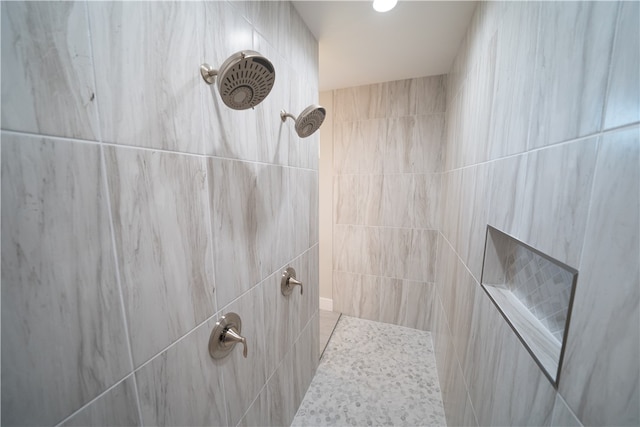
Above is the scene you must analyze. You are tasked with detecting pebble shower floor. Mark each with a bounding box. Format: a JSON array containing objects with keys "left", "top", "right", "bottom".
[{"left": 292, "top": 316, "right": 446, "bottom": 426}]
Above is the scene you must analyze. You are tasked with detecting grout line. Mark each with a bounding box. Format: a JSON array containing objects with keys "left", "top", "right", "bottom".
[
  {"left": 0, "top": 130, "right": 319, "bottom": 172},
  {"left": 599, "top": 1, "right": 623, "bottom": 133},
  {"left": 54, "top": 373, "right": 137, "bottom": 427}
]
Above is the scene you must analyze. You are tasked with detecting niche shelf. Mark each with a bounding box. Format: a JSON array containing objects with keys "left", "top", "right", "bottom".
[{"left": 481, "top": 226, "right": 578, "bottom": 386}]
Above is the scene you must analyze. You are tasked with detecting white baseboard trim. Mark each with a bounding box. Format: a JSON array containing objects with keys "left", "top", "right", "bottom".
[{"left": 319, "top": 297, "right": 334, "bottom": 311}]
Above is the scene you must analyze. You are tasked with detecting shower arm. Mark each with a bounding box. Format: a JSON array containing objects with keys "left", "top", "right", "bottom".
[{"left": 280, "top": 110, "right": 297, "bottom": 123}]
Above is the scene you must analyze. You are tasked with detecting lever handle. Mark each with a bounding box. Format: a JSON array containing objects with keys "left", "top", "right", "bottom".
[
  {"left": 209, "top": 313, "right": 248, "bottom": 360},
  {"left": 224, "top": 327, "right": 248, "bottom": 358},
  {"left": 288, "top": 277, "right": 303, "bottom": 295},
  {"left": 281, "top": 267, "right": 303, "bottom": 296}
]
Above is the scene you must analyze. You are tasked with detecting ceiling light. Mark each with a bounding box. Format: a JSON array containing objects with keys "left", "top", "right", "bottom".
[{"left": 373, "top": 0, "right": 397, "bottom": 13}]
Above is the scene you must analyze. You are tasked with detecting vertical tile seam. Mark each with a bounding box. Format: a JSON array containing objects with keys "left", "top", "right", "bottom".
[
  {"left": 83, "top": 0, "right": 144, "bottom": 424},
  {"left": 599, "top": 1, "right": 623, "bottom": 133}
]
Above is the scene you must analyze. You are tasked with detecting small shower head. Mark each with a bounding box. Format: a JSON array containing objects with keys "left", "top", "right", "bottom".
[
  {"left": 280, "top": 104, "right": 326, "bottom": 138},
  {"left": 200, "top": 50, "right": 275, "bottom": 110}
]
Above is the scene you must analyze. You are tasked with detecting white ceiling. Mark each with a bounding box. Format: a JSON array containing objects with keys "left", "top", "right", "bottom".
[{"left": 292, "top": 1, "right": 477, "bottom": 91}]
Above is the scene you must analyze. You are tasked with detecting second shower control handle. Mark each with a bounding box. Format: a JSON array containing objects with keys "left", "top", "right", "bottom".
[{"left": 281, "top": 267, "right": 303, "bottom": 296}]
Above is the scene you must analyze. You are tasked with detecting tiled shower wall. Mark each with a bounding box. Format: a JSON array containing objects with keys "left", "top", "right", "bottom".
[
  {"left": 435, "top": 1, "right": 639, "bottom": 426},
  {"left": 1, "top": 1, "right": 319, "bottom": 426},
  {"left": 330, "top": 76, "right": 446, "bottom": 330}
]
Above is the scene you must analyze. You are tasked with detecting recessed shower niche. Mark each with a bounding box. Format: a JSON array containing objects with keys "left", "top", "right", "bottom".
[{"left": 481, "top": 226, "right": 578, "bottom": 386}]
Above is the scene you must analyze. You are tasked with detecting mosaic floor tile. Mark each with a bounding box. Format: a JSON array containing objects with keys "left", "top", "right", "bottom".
[{"left": 293, "top": 316, "right": 446, "bottom": 426}]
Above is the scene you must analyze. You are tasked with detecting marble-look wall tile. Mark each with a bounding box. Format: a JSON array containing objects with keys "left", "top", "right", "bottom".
[
  {"left": 251, "top": 34, "right": 290, "bottom": 166},
  {"left": 291, "top": 168, "right": 317, "bottom": 254},
  {"left": 550, "top": 394, "right": 582, "bottom": 427},
  {"left": 219, "top": 285, "right": 267, "bottom": 426},
  {"left": 528, "top": 2, "right": 618, "bottom": 149},
  {"left": 516, "top": 138, "right": 598, "bottom": 268},
  {"left": 417, "top": 113, "right": 446, "bottom": 174},
  {"left": 559, "top": 126, "right": 639, "bottom": 426},
  {"left": 384, "top": 116, "right": 421, "bottom": 173},
  {"left": 432, "top": 288, "right": 478, "bottom": 427},
  {"left": 105, "top": 146, "right": 215, "bottom": 366},
  {"left": 88, "top": 1, "right": 203, "bottom": 153},
  {"left": 1, "top": 135, "right": 130, "bottom": 425},
  {"left": 387, "top": 78, "right": 417, "bottom": 117},
  {"left": 208, "top": 158, "right": 292, "bottom": 309},
  {"left": 486, "top": 154, "right": 527, "bottom": 237},
  {"left": 381, "top": 174, "right": 439, "bottom": 229},
  {"left": 236, "top": 1, "right": 291, "bottom": 65},
  {"left": 487, "top": 1, "right": 539, "bottom": 160},
  {"left": 267, "top": 342, "right": 297, "bottom": 427},
  {"left": 464, "top": 288, "right": 556, "bottom": 426},
  {"left": 238, "top": 386, "right": 270, "bottom": 427},
  {"left": 292, "top": 314, "right": 319, "bottom": 412},
  {"left": 201, "top": 1, "right": 258, "bottom": 161},
  {"left": 333, "top": 83, "right": 388, "bottom": 122},
  {"left": 61, "top": 377, "right": 140, "bottom": 427},
  {"left": 2, "top": 2, "right": 98, "bottom": 140},
  {"left": 604, "top": 1, "right": 639, "bottom": 130},
  {"left": 1, "top": 2, "right": 98, "bottom": 140},
  {"left": 399, "top": 281, "right": 435, "bottom": 331},
  {"left": 333, "top": 119, "right": 386, "bottom": 175},
  {"left": 135, "top": 316, "right": 226, "bottom": 426},
  {"left": 416, "top": 75, "right": 447, "bottom": 115}
]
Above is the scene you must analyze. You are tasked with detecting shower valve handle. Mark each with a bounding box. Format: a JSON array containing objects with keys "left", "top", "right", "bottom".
[{"left": 281, "top": 267, "right": 303, "bottom": 296}]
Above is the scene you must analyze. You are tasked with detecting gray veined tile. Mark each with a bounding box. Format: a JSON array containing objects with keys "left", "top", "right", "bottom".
[
  {"left": 135, "top": 316, "right": 226, "bottom": 427},
  {"left": 384, "top": 116, "right": 421, "bottom": 173},
  {"left": 528, "top": 1, "right": 618, "bottom": 149},
  {"left": 201, "top": 0, "right": 257, "bottom": 161},
  {"left": 105, "top": 146, "right": 215, "bottom": 367},
  {"left": 416, "top": 75, "right": 447, "bottom": 115},
  {"left": 1, "top": 1, "right": 98, "bottom": 139},
  {"left": 417, "top": 113, "right": 446, "bottom": 174},
  {"left": 219, "top": 285, "right": 268, "bottom": 426},
  {"left": 1, "top": 134, "right": 130, "bottom": 426},
  {"left": 516, "top": 137, "right": 599, "bottom": 268},
  {"left": 333, "top": 83, "right": 388, "bottom": 122},
  {"left": 488, "top": 1, "right": 540, "bottom": 160},
  {"left": 62, "top": 377, "right": 140, "bottom": 427},
  {"left": 604, "top": 1, "right": 640, "bottom": 130},
  {"left": 88, "top": 1, "right": 204, "bottom": 153},
  {"left": 550, "top": 394, "right": 582, "bottom": 427},
  {"left": 559, "top": 126, "right": 639, "bottom": 426},
  {"left": 387, "top": 78, "right": 417, "bottom": 117}
]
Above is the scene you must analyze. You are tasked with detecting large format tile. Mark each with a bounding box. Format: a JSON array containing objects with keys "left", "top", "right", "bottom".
[
  {"left": 219, "top": 285, "right": 267, "bottom": 426},
  {"left": 528, "top": 2, "right": 618, "bottom": 149},
  {"left": 333, "top": 119, "right": 386, "bottom": 175},
  {"left": 62, "top": 377, "right": 140, "bottom": 427},
  {"left": 88, "top": 1, "right": 203, "bottom": 153},
  {"left": 416, "top": 113, "right": 446, "bottom": 174},
  {"left": 488, "top": 1, "right": 539, "bottom": 159},
  {"left": 550, "top": 394, "right": 582, "bottom": 427},
  {"left": 464, "top": 289, "right": 556, "bottom": 426},
  {"left": 416, "top": 75, "right": 447, "bottom": 115},
  {"left": 333, "top": 84, "right": 388, "bottom": 122},
  {"left": 559, "top": 126, "right": 639, "bottom": 426},
  {"left": 1, "top": 2, "right": 98, "bottom": 139},
  {"left": 208, "top": 158, "right": 292, "bottom": 309},
  {"left": 105, "top": 146, "right": 215, "bottom": 366},
  {"left": 135, "top": 316, "right": 226, "bottom": 427},
  {"left": 387, "top": 78, "right": 417, "bottom": 117},
  {"left": 516, "top": 138, "right": 598, "bottom": 268},
  {"left": 603, "top": 1, "right": 640, "bottom": 130},
  {"left": 201, "top": 0, "right": 257, "bottom": 161},
  {"left": 383, "top": 116, "right": 421, "bottom": 173},
  {"left": 1, "top": 135, "right": 130, "bottom": 425}
]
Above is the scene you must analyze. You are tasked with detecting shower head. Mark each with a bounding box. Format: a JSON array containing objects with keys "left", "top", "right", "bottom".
[
  {"left": 200, "top": 50, "right": 275, "bottom": 110},
  {"left": 280, "top": 104, "right": 326, "bottom": 138}
]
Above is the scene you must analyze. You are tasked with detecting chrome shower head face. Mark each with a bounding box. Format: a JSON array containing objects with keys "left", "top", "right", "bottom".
[
  {"left": 200, "top": 50, "right": 275, "bottom": 110},
  {"left": 280, "top": 105, "right": 326, "bottom": 138}
]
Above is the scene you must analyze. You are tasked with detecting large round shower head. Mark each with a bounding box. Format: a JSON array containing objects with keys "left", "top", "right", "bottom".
[
  {"left": 200, "top": 50, "right": 275, "bottom": 110},
  {"left": 280, "top": 104, "right": 326, "bottom": 138}
]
